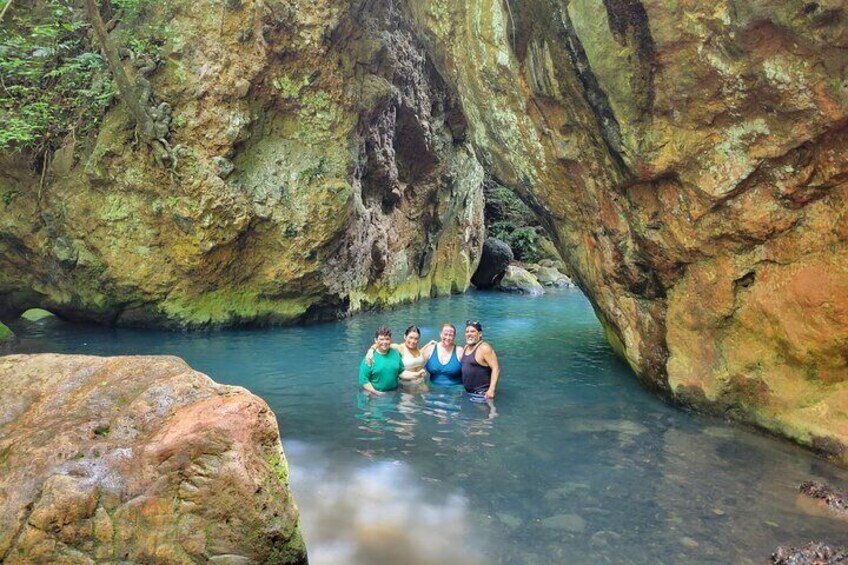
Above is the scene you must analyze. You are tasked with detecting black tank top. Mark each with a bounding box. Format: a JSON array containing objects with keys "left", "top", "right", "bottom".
[{"left": 461, "top": 342, "right": 492, "bottom": 392}]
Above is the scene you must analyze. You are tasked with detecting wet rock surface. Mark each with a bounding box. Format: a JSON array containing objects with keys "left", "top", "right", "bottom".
[
  {"left": 771, "top": 541, "right": 848, "bottom": 564},
  {"left": 471, "top": 237, "right": 514, "bottom": 289},
  {"left": 0, "top": 354, "right": 306, "bottom": 564},
  {"left": 800, "top": 481, "right": 848, "bottom": 514}
]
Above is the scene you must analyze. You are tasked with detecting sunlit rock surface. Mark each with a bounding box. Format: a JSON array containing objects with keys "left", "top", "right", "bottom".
[
  {"left": 0, "top": 354, "right": 306, "bottom": 564},
  {"left": 0, "top": 0, "right": 484, "bottom": 328},
  {"left": 407, "top": 0, "right": 848, "bottom": 461}
]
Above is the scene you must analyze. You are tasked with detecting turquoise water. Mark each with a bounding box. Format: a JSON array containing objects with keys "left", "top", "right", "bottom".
[{"left": 12, "top": 289, "right": 848, "bottom": 564}]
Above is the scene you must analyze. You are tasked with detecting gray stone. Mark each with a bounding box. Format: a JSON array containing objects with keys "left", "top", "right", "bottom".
[
  {"left": 212, "top": 156, "right": 235, "bottom": 178},
  {"left": 535, "top": 265, "right": 573, "bottom": 287},
  {"left": 497, "top": 265, "right": 544, "bottom": 295},
  {"left": 472, "top": 238, "right": 514, "bottom": 289}
]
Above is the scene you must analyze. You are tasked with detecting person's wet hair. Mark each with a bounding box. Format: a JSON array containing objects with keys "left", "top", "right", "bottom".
[
  {"left": 404, "top": 325, "right": 421, "bottom": 337},
  {"left": 441, "top": 323, "right": 456, "bottom": 333},
  {"left": 374, "top": 325, "right": 392, "bottom": 339}
]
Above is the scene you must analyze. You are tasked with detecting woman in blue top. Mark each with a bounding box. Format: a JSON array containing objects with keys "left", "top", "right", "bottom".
[{"left": 423, "top": 323, "right": 463, "bottom": 386}]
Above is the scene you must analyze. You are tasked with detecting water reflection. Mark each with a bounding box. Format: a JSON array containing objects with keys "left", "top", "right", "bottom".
[
  {"left": 287, "top": 441, "right": 485, "bottom": 565},
  {"left": 354, "top": 387, "right": 497, "bottom": 460}
]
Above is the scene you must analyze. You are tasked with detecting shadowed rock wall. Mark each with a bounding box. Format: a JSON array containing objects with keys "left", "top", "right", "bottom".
[{"left": 408, "top": 0, "right": 848, "bottom": 461}]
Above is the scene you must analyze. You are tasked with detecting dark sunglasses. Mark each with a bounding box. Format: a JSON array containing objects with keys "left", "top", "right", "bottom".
[{"left": 465, "top": 319, "right": 483, "bottom": 331}]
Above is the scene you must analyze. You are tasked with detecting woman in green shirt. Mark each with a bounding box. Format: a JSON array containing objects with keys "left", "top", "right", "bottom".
[{"left": 359, "top": 326, "right": 404, "bottom": 394}]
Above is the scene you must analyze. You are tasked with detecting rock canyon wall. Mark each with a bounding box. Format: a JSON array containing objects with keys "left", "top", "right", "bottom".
[
  {"left": 408, "top": 0, "right": 848, "bottom": 460},
  {"left": 1, "top": 0, "right": 847, "bottom": 460}
]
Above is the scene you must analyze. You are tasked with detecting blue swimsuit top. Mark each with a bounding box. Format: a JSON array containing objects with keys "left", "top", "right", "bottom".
[{"left": 426, "top": 345, "right": 463, "bottom": 386}]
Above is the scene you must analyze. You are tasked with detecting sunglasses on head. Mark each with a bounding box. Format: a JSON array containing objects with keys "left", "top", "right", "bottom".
[{"left": 465, "top": 319, "right": 482, "bottom": 331}]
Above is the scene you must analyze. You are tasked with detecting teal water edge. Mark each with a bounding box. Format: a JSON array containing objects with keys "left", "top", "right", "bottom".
[{"left": 11, "top": 290, "right": 848, "bottom": 564}]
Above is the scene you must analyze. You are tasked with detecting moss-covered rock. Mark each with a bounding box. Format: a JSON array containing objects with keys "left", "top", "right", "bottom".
[
  {"left": 19, "top": 308, "right": 56, "bottom": 323},
  {"left": 0, "top": 0, "right": 484, "bottom": 328},
  {"left": 497, "top": 265, "right": 544, "bottom": 296},
  {"left": 0, "top": 322, "right": 15, "bottom": 349}
]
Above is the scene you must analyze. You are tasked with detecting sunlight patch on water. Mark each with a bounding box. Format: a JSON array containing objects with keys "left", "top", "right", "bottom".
[{"left": 286, "top": 441, "right": 487, "bottom": 565}]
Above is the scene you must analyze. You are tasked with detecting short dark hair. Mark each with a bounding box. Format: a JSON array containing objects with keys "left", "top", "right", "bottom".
[
  {"left": 440, "top": 323, "right": 456, "bottom": 333},
  {"left": 374, "top": 325, "right": 392, "bottom": 339},
  {"left": 404, "top": 325, "right": 421, "bottom": 337}
]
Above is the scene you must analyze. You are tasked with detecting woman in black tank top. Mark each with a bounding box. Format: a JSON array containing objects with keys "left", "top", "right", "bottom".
[{"left": 461, "top": 342, "right": 492, "bottom": 393}]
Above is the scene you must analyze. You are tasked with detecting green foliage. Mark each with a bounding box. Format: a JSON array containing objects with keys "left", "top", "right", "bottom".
[
  {"left": 0, "top": 0, "right": 161, "bottom": 155},
  {"left": 489, "top": 220, "right": 541, "bottom": 262},
  {"left": 485, "top": 184, "right": 534, "bottom": 225},
  {"left": 0, "top": 1, "right": 115, "bottom": 152}
]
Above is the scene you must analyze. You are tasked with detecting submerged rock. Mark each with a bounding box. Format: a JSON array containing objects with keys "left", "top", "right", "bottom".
[
  {"left": 540, "top": 513, "right": 586, "bottom": 533},
  {"left": 800, "top": 481, "right": 848, "bottom": 514},
  {"left": 0, "top": 354, "right": 306, "bottom": 564},
  {"left": 471, "top": 238, "right": 514, "bottom": 289},
  {"left": 497, "top": 265, "right": 544, "bottom": 295},
  {"left": 771, "top": 541, "right": 848, "bottom": 564}
]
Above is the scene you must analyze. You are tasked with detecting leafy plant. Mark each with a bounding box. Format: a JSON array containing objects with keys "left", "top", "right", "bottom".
[
  {"left": 489, "top": 220, "right": 541, "bottom": 262},
  {"left": 0, "top": 0, "right": 160, "bottom": 157}
]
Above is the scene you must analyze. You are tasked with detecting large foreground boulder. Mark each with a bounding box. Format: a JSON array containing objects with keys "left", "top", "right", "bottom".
[
  {"left": 471, "top": 238, "right": 514, "bottom": 289},
  {"left": 0, "top": 354, "right": 306, "bottom": 564}
]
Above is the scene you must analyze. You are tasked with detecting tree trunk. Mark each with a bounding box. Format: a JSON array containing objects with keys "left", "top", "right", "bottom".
[{"left": 84, "top": 0, "right": 156, "bottom": 142}]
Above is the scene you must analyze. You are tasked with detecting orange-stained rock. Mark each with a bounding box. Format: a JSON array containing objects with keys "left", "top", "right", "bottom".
[
  {"left": 408, "top": 0, "right": 848, "bottom": 462},
  {"left": 0, "top": 354, "right": 306, "bottom": 564}
]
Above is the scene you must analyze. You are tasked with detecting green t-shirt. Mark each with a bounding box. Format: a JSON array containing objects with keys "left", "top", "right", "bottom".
[{"left": 358, "top": 349, "right": 403, "bottom": 391}]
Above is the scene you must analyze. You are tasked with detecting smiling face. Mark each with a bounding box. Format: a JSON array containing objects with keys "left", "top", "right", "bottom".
[
  {"left": 375, "top": 334, "right": 392, "bottom": 354},
  {"left": 440, "top": 326, "right": 456, "bottom": 347},
  {"left": 464, "top": 326, "right": 482, "bottom": 345},
  {"left": 404, "top": 331, "right": 420, "bottom": 350}
]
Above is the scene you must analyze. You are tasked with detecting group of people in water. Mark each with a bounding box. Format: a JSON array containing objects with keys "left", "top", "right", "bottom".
[{"left": 358, "top": 320, "right": 500, "bottom": 400}]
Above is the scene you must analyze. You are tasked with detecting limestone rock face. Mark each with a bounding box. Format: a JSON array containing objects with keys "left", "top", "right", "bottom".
[
  {"left": 407, "top": 1, "right": 848, "bottom": 459},
  {"left": 0, "top": 354, "right": 306, "bottom": 564},
  {"left": 0, "top": 0, "right": 484, "bottom": 328}
]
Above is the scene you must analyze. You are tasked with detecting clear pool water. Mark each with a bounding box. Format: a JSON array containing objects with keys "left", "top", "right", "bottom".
[{"left": 11, "top": 289, "right": 848, "bottom": 564}]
